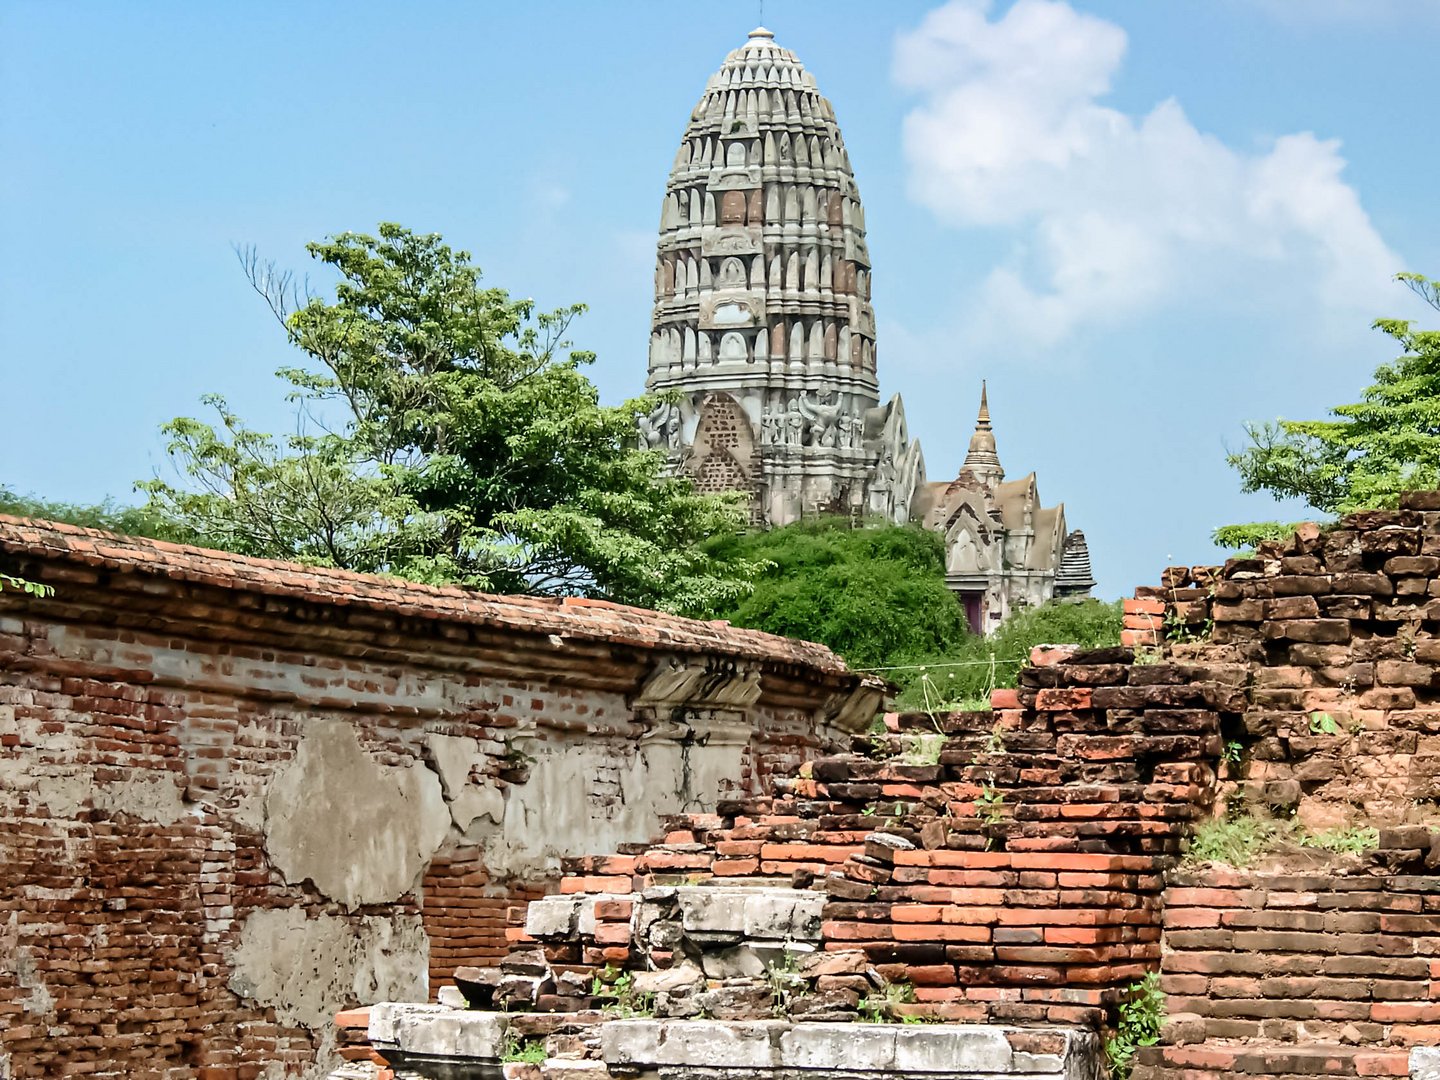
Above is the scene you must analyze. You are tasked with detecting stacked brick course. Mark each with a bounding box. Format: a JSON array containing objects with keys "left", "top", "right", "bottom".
[
  {"left": 1136, "top": 493, "right": 1440, "bottom": 831},
  {"left": 1134, "top": 838, "right": 1440, "bottom": 1079}
]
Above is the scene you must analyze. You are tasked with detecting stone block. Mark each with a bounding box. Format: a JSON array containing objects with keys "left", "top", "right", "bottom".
[
  {"left": 525, "top": 896, "right": 582, "bottom": 939},
  {"left": 894, "top": 1025, "right": 1015, "bottom": 1073},
  {"left": 781, "top": 1023, "right": 897, "bottom": 1070},
  {"left": 541, "top": 1062, "right": 609, "bottom": 1080},
  {"left": 368, "top": 1002, "right": 452, "bottom": 1046},
  {"left": 380, "top": 1006, "right": 508, "bottom": 1060},
  {"left": 602, "top": 1020, "right": 782, "bottom": 1069}
]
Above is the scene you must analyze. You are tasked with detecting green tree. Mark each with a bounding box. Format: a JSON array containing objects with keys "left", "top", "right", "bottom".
[
  {"left": 697, "top": 519, "right": 970, "bottom": 669},
  {"left": 0, "top": 485, "right": 206, "bottom": 545},
  {"left": 140, "top": 224, "right": 761, "bottom": 612},
  {"left": 1223, "top": 273, "right": 1440, "bottom": 542}
]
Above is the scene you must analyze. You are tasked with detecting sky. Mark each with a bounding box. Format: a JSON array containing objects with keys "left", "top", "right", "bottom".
[{"left": 3, "top": 0, "right": 1439, "bottom": 599}]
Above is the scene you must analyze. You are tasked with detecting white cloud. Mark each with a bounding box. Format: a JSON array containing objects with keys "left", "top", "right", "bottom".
[{"left": 893, "top": 0, "right": 1401, "bottom": 353}]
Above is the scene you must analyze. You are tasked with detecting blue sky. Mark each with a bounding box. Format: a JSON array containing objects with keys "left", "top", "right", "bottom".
[{"left": 3, "top": 0, "right": 1438, "bottom": 598}]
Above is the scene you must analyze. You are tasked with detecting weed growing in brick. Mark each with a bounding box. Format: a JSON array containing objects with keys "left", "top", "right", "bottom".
[
  {"left": 857, "top": 980, "right": 916, "bottom": 1023},
  {"left": 500, "top": 1033, "right": 547, "bottom": 1065},
  {"left": 1300, "top": 826, "right": 1380, "bottom": 855},
  {"left": 898, "top": 732, "right": 945, "bottom": 766},
  {"left": 1185, "top": 808, "right": 1380, "bottom": 867},
  {"left": 764, "top": 948, "right": 806, "bottom": 1018},
  {"left": 1104, "top": 971, "right": 1164, "bottom": 1080},
  {"left": 1309, "top": 711, "right": 1343, "bottom": 736},
  {"left": 1183, "top": 812, "right": 1286, "bottom": 867}
]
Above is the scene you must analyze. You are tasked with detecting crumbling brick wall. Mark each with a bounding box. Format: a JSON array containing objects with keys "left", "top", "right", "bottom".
[
  {"left": 489, "top": 645, "right": 1230, "bottom": 1029},
  {"left": 1127, "top": 493, "right": 1440, "bottom": 832},
  {"left": 0, "top": 517, "right": 876, "bottom": 1079}
]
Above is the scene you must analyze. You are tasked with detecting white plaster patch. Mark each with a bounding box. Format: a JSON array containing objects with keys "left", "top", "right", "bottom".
[
  {"left": 476, "top": 725, "right": 747, "bottom": 879},
  {"left": 423, "top": 733, "right": 506, "bottom": 831},
  {"left": 264, "top": 718, "right": 450, "bottom": 909},
  {"left": 227, "top": 907, "right": 428, "bottom": 1032},
  {"left": 92, "top": 774, "right": 188, "bottom": 826},
  {"left": 1, "top": 915, "right": 55, "bottom": 1019}
]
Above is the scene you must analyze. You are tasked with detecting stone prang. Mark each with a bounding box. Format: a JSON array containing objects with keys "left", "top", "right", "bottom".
[{"left": 646, "top": 27, "right": 923, "bottom": 527}]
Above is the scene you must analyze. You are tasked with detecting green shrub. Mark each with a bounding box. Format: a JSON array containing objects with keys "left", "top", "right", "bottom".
[
  {"left": 891, "top": 598, "right": 1122, "bottom": 710},
  {"left": 695, "top": 519, "right": 968, "bottom": 670}
]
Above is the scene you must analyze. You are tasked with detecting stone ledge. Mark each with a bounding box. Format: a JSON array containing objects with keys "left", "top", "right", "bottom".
[
  {"left": 368, "top": 1008, "right": 1100, "bottom": 1079},
  {"left": 601, "top": 1020, "right": 1095, "bottom": 1075}
]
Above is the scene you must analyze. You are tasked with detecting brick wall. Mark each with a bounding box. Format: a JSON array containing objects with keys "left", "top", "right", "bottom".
[
  {"left": 1131, "top": 492, "right": 1440, "bottom": 832},
  {"left": 0, "top": 517, "right": 874, "bottom": 1079},
  {"left": 1134, "top": 836, "right": 1440, "bottom": 1079}
]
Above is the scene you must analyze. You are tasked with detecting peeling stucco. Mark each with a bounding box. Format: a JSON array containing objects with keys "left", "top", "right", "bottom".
[
  {"left": 424, "top": 733, "right": 506, "bottom": 832},
  {"left": 474, "top": 720, "right": 749, "bottom": 879},
  {"left": 264, "top": 719, "right": 450, "bottom": 909},
  {"left": 226, "top": 907, "right": 428, "bottom": 1031}
]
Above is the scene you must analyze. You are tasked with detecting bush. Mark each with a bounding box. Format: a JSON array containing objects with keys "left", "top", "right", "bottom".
[
  {"left": 890, "top": 598, "right": 1123, "bottom": 710},
  {"left": 697, "top": 519, "right": 968, "bottom": 670},
  {"left": 695, "top": 518, "right": 1120, "bottom": 707}
]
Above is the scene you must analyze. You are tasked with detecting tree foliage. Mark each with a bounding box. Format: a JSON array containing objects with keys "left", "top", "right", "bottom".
[
  {"left": 696, "top": 519, "right": 969, "bottom": 669},
  {"left": 140, "top": 224, "right": 761, "bottom": 612},
  {"left": 1211, "top": 521, "right": 1308, "bottom": 552},
  {"left": 1225, "top": 273, "right": 1440, "bottom": 526},
  {"left": 0, "top": 486, "right": 205, "bottom": 545}
]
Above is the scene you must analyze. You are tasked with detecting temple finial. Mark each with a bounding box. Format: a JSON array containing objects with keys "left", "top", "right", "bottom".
[{"left": 960, "top": 381, "right": 1003, "bottom": 486}]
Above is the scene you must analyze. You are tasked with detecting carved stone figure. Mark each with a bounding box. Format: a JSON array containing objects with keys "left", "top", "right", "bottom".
[
  {"left": 798, "top": 391, "right": 842, "bottom": 448},
  {"left": 638, "top": 402, "right": 682, "bottom": 452},
  {"left": 785, "top": 399, "right": 804, "bottom": 446},
  {"left": 638, "top": 402, "right": 669, "bottom": 450},
  {"left": 761, "top": 407, "right": 783, "bottom": 446}
]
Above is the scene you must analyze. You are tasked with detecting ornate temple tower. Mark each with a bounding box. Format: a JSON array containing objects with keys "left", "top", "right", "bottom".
[{"left": 642, "top": 27, "right": 922, "bottom": 526}]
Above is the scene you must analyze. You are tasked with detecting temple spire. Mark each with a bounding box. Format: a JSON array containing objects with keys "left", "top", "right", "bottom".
[{"left": 960, "top": 381, "right": 1004, "bottom": 487}]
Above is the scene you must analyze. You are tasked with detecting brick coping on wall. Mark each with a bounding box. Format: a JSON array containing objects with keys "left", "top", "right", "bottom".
[{"left": 0, "top": 515, "right": 861, "bottom": 679}]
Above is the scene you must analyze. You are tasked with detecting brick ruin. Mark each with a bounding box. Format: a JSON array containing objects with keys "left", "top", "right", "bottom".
[
  {"left": 11, "top": 494, "right": 1440, "bottom": 1079},
  {"left": 0, "top": 516, "right": 878, "bottom": 1079}
]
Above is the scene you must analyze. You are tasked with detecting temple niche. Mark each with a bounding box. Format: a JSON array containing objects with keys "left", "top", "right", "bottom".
[{"left": 643, "top": 27, "right": 1094, "bottom": 631}]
